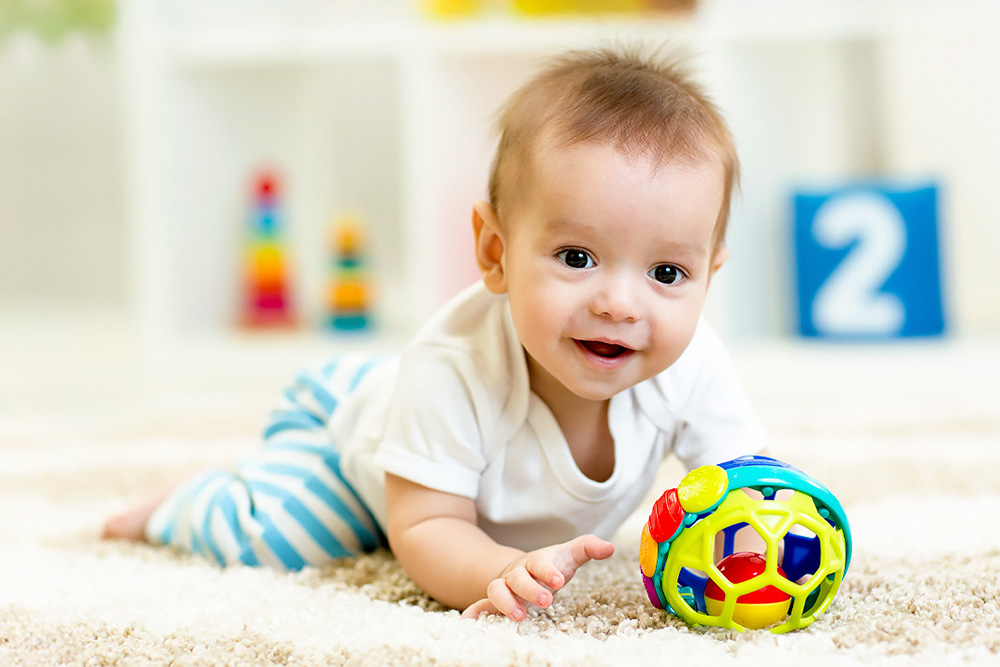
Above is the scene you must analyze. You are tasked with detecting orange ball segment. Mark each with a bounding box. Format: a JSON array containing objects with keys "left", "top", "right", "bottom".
[
  {"left": 639, "top": 524, "right": 659, "bottom": 578},
  {"left": 704, "top": 552, "right": 791, "bottom": 630}
]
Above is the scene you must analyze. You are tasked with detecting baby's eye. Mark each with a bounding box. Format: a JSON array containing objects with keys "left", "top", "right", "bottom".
[
  {"left": 649, "top": 264, "right": 686, "bottom": 285},
  {"left": 557, "top": 249, "right": 595, "bottom": 270}
]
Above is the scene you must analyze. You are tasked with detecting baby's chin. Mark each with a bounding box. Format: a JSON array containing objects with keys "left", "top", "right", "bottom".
[
  {"left": 564, "top": 363, "right": 677, "bottom": 402},
  {"left": 562, "top": 377, "right": 640, "bottom": 403}
]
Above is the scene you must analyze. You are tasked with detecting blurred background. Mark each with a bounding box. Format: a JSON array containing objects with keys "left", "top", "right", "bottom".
[{"left": 1, "top": 0, "right": 998, "bottom": 426}]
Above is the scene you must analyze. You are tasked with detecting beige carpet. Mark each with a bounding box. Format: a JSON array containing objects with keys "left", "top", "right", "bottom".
[{"left": 2, "top": 331, "right": 1000, "bottom": 666}]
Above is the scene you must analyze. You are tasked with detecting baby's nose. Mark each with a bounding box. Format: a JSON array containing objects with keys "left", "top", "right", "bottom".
[{"left": 591, "top": 275, "right": 642, "bottom": 323}]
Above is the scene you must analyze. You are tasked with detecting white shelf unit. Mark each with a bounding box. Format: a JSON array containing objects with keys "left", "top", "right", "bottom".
[
  {"left": 120, "top": 0, "right": 981, "bottom": 377},
  {"left": 119, "top": 1, "right": 702, "bottom": 373}
]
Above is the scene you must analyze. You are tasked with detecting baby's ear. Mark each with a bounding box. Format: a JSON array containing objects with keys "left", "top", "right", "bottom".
[
  {"left": 707, "top": 245, "right": 730, "bottom": 286},
  {"left": 472, "top": 201, "right": 507, "bottom": 294}
]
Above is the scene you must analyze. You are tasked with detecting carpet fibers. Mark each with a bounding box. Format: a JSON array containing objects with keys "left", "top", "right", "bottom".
[{"left": 3, "top": 341, "right": 999, "bottom": 666}]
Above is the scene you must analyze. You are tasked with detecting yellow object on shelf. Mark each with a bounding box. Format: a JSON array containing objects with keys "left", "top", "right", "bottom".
[
  {"left": 511, "top": 0, "right": 573, "bottom": 15},
  {"left": 247, "top": 243, "right": 283, "bottom": 278},
  {"left": 334, "top": 223, "right": 363, "bottom": 257},
  {"left": 422, "top": 0, "right": 669, "bottom": 20},
  {"left": 511, "top": 0, "right": 644, "bottom": 15},
  {"left": 574, "top": 0, "right": 645, "bottom": 13},
  {"left": 422, "top": 0, "right": 485, "bottom": 18},
  {"left": 330, "top": 282, "right": 368, "bottom": 311}
]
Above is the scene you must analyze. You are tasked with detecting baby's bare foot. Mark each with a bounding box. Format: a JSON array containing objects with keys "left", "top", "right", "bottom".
[
  {"left": 101, "top": 489, "right": 172, "bottom": 542},
  {"left": 102, "top": 505, "right": 153, "bottom": 541}
]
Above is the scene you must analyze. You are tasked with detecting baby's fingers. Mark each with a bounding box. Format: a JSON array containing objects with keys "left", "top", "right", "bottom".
[
  {"left": 523, "top": 557, "right": 567, "bottom": 592},
  {"left": 461, "top": 598, "right": 499, "bottom": 620},
  {"left": 543, "top": 535, "right": 615, "bottom": 586},
  {"left": 486, "top": 577, "right": 531, "bottom": 621},
  {"left": 504, "top": 567, "right": 554, "bottom": 609},
  {"left": 565, "top": 535, "right": 615, "bottom": 569}
]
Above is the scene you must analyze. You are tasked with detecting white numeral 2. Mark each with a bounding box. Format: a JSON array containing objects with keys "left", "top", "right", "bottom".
[{"left": 811, "top": 192, "right": 906, "bottom": 336}]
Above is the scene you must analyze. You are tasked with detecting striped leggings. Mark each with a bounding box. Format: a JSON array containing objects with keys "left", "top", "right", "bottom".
[{"left": 145, "top": 354, "right": 387, "bottom": 570}]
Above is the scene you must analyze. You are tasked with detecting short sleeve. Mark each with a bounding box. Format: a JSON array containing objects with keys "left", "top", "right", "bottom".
[
  {"left": 372, "top": 344, "right": 492, "bottom": 499},
  {"left": 648, "top": 320, "right": 769, "bottom": 470}
]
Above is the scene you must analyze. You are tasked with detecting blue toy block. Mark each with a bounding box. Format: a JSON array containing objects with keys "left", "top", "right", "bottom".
[{"left": 794, "top": 183, "right": 945, "bottom": 339}]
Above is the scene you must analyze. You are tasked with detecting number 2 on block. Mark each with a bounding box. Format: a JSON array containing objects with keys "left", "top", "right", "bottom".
[{"left": 811, "top": 192, "right": 906, "bottom": 336}]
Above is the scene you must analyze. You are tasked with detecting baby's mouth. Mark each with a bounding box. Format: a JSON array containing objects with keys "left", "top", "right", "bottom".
[{"left": 578, "top": 340, "right": 631, "bottom": 359}]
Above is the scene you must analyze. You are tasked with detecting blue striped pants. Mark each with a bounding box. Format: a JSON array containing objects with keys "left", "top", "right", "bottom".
[{"left": 145, "top": 354, "right": 387, "bottom": 570}]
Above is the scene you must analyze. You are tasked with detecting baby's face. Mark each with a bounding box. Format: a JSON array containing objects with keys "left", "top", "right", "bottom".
[{"left": 500, "top": 140, "right": 727, "bottom": 405}]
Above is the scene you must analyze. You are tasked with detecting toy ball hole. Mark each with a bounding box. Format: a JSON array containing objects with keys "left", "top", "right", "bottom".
[
  {"left": 789, "top": 522, "right": 818, "bottom": 539},
  {"left": 745, "top": 487, "right": 795, "bottom": 502},
  {"left": 713, "top": 521, "right": 770, "bottom": 565},
  {"left": 779, "top": 523, "right": 821, "bottom": 585},
  {"left": 676, "top": 566, "right": 711, "bottom": 614},
  {"left": 796, "top": 571, "right": 836, "bottom": 619}
]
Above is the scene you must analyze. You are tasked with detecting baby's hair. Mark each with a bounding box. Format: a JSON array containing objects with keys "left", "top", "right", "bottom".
[{"left": 488, "top": 45, "right": 739, "bottom": 249}]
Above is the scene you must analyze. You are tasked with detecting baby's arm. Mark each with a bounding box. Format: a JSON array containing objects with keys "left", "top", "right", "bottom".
[{"left": 385, "top": 473, "right": 614, "bottom": 621}]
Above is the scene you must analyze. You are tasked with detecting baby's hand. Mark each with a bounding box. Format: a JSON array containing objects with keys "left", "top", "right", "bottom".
[{"left": 460, "top": 534, "right": 615, "bottom": 622}]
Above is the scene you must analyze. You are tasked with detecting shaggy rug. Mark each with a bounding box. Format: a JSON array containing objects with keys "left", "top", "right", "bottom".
[{"left": 2, "top": 335, "right": 999, "bottom": 666}]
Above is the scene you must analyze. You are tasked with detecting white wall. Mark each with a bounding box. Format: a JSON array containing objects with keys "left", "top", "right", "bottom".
[
  {"left": 877, "top": 15, "right": 1000, "bottom": 337},
  {"left": 0, "top": 35, "right": 126, "bottom": 310},
  {"left": 705, "top": 39, "right": 884, "bottom": 338}
]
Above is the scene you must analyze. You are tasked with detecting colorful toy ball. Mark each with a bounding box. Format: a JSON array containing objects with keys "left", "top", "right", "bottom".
[{"left": 640, "top": 455, "right": 852, "bottom": 633}]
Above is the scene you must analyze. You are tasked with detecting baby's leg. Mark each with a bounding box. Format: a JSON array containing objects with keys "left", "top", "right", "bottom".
[{"left": 102, "top": 354, "right": 386, "bottom": 569}]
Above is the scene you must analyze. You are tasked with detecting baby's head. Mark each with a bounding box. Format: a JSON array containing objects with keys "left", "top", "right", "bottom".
[
  {"left": 474, "top": 47, "right": 741, "bottom": 404},
  {"left": 487, "top": 46, "right": 738, "bottom": 252}
]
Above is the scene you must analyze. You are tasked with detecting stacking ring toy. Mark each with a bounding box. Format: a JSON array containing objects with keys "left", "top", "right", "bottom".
[{"left": 640, "top": 455, "right": 851, "bottom": 633}]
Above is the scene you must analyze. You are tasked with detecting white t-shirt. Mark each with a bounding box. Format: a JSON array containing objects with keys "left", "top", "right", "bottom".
[{"left": 333, "top": 282, "right": 767, "bottom": 552}]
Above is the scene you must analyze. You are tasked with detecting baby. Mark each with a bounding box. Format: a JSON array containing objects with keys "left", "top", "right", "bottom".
[{"left": 104, "top": 46, "right": 767, "bottom": 622}]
